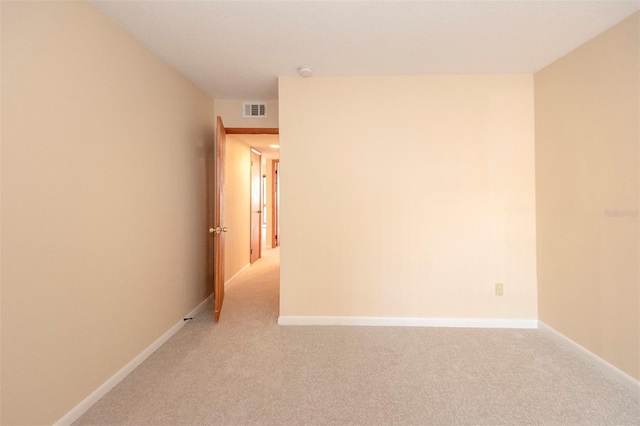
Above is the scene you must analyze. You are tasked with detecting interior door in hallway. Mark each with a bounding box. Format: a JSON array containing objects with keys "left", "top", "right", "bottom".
[
  {"left": 250, "top": 149, "right": 262, "bottom": 263},
  {"left": 213, "top": 116, "right": 227, "bottom": 322}
]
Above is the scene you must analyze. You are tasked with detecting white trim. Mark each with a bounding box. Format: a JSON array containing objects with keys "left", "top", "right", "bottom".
[
  {"left": 277, "top": 315, "right": 537, "bottom": 329},
  {"left": 538, "top": 321, "right": 640, "bottom": 393},
  {"left": 225, "top": 263, "right": 250, "bottom": 287},
  {"left": 54, "top": 294, "right": 214, "bottom": 426}
]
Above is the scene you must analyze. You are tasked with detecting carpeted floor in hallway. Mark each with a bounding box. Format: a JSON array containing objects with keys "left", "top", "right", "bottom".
[{"left": 75, "top": 247, "right": 639, "bottom": 425}]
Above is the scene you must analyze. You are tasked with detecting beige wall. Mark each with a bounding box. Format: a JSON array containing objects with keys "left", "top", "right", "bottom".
[
  {"left": 0, "top": 2, "right": 4, "bottom": 421},
  {"left": 224, "top": 136, "right": 251, "bottom": 279},
  {"left": 215, "top": 99, "right": 279, "bottom": 128},
  {"left": 279, "top": 75, "right": 537, "bottom": 319},
  {"left": 535, "top": 13, "right": 639, "bottom": 380},
  {"left": 1, "top": 2, "right": 215, "bottom": 424}
]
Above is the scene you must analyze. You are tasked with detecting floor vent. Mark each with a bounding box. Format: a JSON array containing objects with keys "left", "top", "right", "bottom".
[{"left": 243, "top": 102, "right": 267, "bottom": 118}]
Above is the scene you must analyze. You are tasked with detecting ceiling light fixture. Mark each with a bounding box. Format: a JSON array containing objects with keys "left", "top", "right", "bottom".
[
  {"left": 298, "top": 66, "right": 313, "bottom": 77},
  {"left": 269, "top": 144, "right": 280, "bottom": 149}
]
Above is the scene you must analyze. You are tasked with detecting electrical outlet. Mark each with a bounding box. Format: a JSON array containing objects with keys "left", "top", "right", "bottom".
[{"left": 495, "top": 283, "right": 504, "bottom": 296}]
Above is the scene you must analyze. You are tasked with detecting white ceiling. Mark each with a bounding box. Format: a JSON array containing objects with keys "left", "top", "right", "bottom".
[
  {"left": 228, "top": 134, "right": 280, "bottom": 160},
  {"left": 91, "top": 1, "right": 640, "bottom": 100}
]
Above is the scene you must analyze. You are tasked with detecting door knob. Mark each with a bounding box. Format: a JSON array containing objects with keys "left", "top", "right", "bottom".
[
  {"left": 222, "top": 227, "right": 228, "bottom": 232},
  {"left": 210, "top": 227, "right": 224, "bottom": 234}
]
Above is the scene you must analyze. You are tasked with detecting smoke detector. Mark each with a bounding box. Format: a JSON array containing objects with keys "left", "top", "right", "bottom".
[{"left": 298, "top": 66, "right": 313, "bottom": 77}]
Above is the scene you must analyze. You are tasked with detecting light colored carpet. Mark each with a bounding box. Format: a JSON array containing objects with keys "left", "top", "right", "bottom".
[{"left": 75, "top": 248, "right": 639, "bottom": 425}]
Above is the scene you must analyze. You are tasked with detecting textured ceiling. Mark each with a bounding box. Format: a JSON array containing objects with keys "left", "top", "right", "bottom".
[{"left": 91, "top": 1, "right": 640, "bottom": 100}]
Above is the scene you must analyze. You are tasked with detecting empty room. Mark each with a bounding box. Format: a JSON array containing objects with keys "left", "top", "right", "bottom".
[{"left": 1, "top": 1, "right": 639, "bottom": 425}]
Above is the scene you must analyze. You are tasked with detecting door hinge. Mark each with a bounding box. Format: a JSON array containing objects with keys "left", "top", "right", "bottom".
[{"left": 250, "top": 249, "right": 253, "bottom": 254}]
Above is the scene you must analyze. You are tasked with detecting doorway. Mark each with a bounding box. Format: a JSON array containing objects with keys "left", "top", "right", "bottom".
[
  {"left": 213, "top": 126, "right": 279, "bottom": 321},
  {"left": 219, "top": 129, "right": 279, "bottom": 276},
  {"left": 271, "top": 159, "right": 280, "bottom": 248}
]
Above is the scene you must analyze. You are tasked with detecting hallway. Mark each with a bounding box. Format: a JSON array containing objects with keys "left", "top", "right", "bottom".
[{"left": 75, "top": 247, "right": 639, "bottom": 425}]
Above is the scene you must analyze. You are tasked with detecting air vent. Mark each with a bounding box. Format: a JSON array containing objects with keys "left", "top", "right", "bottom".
[{"left": 243, "top": 102, "right": 267, "bottom": 118}]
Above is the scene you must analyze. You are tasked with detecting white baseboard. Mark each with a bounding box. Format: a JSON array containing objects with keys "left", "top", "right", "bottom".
[
  {"left": 54, "top": 294, "right": 214, "bottom": 426},
  {"left": 538, "top": 321, "right": 640, "bottom": 393},
  {"left": 225, "top": 263, "right": 250, "bottom": 287},
  {"left": 278, "top": 315, "right": 537, "bottom": 329}
]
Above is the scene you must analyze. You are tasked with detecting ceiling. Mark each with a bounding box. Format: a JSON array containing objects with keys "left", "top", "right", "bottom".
[
  {"left": 227, "top": 134, "right": 280, "bottom": 160},
  {"left": 91, "top": 1, "right": 640, "bottom": 100}
]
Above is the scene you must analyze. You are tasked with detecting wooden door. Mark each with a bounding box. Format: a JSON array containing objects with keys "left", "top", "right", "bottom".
[
  {"left": 213, "top": 117, "right": 227, "bottom": 322},
  {"left": 250, "top": 149, "right": 262, "bottom": 263}
]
